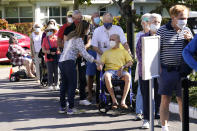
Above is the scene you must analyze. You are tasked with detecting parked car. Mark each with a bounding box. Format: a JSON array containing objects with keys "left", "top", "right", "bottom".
[
  {"left": 188, "top": 11, "right": 197, "bottom": 35},
  {"left": 0, "top": 30, "right": 30, "bottom": 63}
]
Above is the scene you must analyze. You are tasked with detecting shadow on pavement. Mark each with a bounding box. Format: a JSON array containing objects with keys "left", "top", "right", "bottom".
[
  {"left": 14, "top": 119, "right": 135, "bottom": 130},
  {"left": 0, "top": 78, "right": 196, "bottom": 131}
]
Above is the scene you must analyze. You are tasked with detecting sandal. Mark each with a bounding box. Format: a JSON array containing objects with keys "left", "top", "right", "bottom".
[
  {"left": 120, "top": 104, "right": 128, "bottom": 109},
  {"left": 112, "top": 103, "right": 118, "bottom": 110}
]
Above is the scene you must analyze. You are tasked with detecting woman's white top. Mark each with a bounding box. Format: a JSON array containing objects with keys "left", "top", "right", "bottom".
[{"left": 32, "top": 32, "right": 43, "bottom": 53}]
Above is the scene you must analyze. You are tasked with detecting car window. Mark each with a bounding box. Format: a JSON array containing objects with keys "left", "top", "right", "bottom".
[
  {"left": 0, "top": 32, "right": 14, "bottom": 41},
  {"left": 14, "top": 33, "right": 24, "bottom": 39},
  {"left": 188, "top": 18, "right": 197, "bottom": 35}
]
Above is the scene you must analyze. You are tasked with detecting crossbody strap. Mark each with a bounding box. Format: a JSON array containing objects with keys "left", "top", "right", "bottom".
[{"left": 47, "top": 36, "right": 52, "bottom": 48}]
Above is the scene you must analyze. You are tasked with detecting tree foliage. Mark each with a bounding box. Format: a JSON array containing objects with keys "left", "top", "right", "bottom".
[{"left": 73, "top": 0, "right": 92, "bottom": 10}]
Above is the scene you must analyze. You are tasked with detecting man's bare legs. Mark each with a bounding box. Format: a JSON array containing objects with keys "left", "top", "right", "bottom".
[
  {"left": 121, "top": 73, "right": 131, "bottom": 106},
  {"left": 104, "top": 73, "right": 118, "bottom": 105},
  {"left": 160, "top": 95, "right": 171, "bottom": 126},
  {"left": 176, "top": 96, "right": 183, "bottom": 121}
]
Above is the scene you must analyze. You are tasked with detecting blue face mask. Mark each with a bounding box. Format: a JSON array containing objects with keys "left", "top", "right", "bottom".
[
  {"left": 47, "top": 31, "right": 53, "bottom": 36},
  {"left": 93, "top": 17, "right": 100, "bottom": 25},
  {"left": 104, "top": 23, "right": 112, "bottom": 30}
]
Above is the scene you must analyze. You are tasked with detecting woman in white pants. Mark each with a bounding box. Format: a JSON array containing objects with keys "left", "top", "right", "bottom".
[{"left": 30, "top": 23, "right": 43, "bottom": 83}]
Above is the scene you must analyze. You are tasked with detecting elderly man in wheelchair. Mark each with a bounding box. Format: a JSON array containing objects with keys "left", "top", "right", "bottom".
[
  {"left": 97, "top": 34, "right": 133, "bottom": 110},
  {"left": 8, "top": 36, "right": 35, "bottom": 78}
]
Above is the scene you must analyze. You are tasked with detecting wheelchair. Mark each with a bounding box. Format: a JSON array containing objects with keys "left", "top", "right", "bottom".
[
  {"left": 9, "top": 64, "right": 28, "bottom": 82},
  {"left": 98, "top": 67, "right": 135, "bottom": 113}
]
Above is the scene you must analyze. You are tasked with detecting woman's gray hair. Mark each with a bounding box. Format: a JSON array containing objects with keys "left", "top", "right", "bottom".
[{"left": 149, "top": 13, "right": 162, "bottom": 23}]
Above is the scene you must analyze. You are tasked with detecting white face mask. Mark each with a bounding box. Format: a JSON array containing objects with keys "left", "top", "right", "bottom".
[
  {"left": 47, "top": 31, "right": 53, "bottom": 36},
  {"left": 34, "top": 28, "right": 41, "bottom": 33},
  {"left": 177, "top": 20, "right": 187, "bottom": 29},
  {"left": 67, "top": 17, "right": 73, "bottom": 23},
  {"left": 109, "top": 41, "right": 116, "bottom": 49},
  {"left": 150, "top": 24, "right": 160, "bottom": 32}
]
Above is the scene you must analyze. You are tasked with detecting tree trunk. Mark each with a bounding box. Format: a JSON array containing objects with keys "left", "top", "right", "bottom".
[
  {"left": 126, "top": 14, "right": 135, "bottom": 55},
  {"left": 73, "top": 0, "right": 79, "bottom": 10}
]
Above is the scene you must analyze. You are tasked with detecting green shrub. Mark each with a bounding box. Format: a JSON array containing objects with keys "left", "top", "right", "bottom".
[
  {"left": 0, "top": 19, "right": 33, "bottom": 36},
  {"left": 14, "top": 23, "right": 34, "bottom": 36},
  {"left": 0, "top": 19, "right": 8, "bottom": 30}
]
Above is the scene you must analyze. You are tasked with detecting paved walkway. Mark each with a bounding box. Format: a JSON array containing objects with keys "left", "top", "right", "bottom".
[{"left": 0, "top": 67, "right": 197, "bottom": 131}]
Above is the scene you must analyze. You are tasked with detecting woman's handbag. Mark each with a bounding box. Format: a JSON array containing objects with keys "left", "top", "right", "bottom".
[{"left": 46, "top": 37, "right": 57, "bottom": 59}]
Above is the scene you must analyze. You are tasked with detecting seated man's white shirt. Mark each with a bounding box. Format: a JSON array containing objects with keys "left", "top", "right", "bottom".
[{"left": 91, "top": 25, "right": 127, "bottom": 61}]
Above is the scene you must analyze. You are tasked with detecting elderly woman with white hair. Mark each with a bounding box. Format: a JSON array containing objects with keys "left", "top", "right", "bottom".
[
  {"left": 135, "top": 13, "right": 151, "bottom": 121},
  {"left": 30, "top": 23, "right": 43, "bottom": 83},
  {"left": 136, "top": 13, "right": 162, "bottom": 129}
]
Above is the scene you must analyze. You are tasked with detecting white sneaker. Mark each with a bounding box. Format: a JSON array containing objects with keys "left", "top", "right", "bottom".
[
  {"left": 135, "top": 114, "right": 143, "bottom": 121},
  {"left": 79, "top": 100, "right": 91, "bottom": 106},
  {"left": 142, "top": 120, "right": 150, "bottom": 129},
  {"left": 161, "top": 126, "right": 169, "bottom": 131},
  {"left": 54, "top": 85, "right": 60, "bottom": 91},
  {"left": 157, "top": 119, "right": 162, "bottom": 127},
  {"left": 48, "top": 86, "right": 54, "bottom": 91}
]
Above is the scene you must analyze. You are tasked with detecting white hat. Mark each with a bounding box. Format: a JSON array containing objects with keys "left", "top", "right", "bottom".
[
  {"left": 49, "top": 19, "right": 57, "bottom": 24},
  {"left": 46, "top": 24, "right": 58, "bottom": 31}
]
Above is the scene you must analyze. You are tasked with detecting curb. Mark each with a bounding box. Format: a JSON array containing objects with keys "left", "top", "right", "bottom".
[{"left": 169, "top": 102, "right": 197, "bottom": 119}]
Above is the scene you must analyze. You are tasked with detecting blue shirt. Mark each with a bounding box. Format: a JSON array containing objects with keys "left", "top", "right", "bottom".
[{"left": 182, "top": 34, "right": 197, "bottom": 71}]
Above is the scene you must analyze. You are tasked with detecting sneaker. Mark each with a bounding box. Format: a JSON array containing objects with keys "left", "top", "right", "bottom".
[
  {"left": 79, "top": 100, "right": 91, "bottom": 106},
  {"left": 157, "top": 119, "right": 162, "bottom": 127},
  {"left": 48, "top": 86, "right": 54, "bottom": 91},
  {"left": 54, "top": 85, "right": 60, "bottom": 91},
  {"left": 135, "top": 114, "right": 143, "bottom": 121},
  {"left": 67, "top": 108, "right": 78, "bottom": 115},
  {"left": 161, "top": 126, "right": 169, "bottom": 131},
  {"left": 142, "top": 120, "right": 150, "bottom": 129},
  {"left": 58, "top": 107, "right": 66, "bottom": 114}
]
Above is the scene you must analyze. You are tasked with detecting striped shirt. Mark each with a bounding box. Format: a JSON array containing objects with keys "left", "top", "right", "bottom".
[{"left": 157, "top": 21, "right": 191, "bottom": 66}]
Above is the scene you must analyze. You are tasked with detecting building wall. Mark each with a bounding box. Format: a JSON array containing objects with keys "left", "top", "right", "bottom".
[
  {"left": 0, "top": 0, "right": 163, "bottom": 25},
  {"left": 135, "top": 3, "right": 161, "bottom": 15}
]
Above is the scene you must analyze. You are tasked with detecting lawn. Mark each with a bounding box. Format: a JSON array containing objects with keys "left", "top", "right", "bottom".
[{"left": 0, "top": 64, "right": 11, "bottom": 68}]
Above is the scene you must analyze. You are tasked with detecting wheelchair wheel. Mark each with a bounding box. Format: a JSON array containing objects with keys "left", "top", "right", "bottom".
[{"left": 98, "top": 101, "right": 110, "bottom": 114}]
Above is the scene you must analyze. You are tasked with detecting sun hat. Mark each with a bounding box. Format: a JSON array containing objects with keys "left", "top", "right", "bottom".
[{"left": 46, "top": 24, "right": 58, "bottom": 31}]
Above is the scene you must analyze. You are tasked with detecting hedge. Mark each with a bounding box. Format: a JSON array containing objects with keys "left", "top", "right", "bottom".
[{"left": 0, "top": 19, "right": 33, "bottom": 36}]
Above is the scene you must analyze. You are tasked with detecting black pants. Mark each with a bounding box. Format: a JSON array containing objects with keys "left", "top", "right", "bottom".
[
  {"left": 76, "top": 57, "right": 87, "bottom": 100},
  {"left": 46, "top": 61, "right": 58, "bottom": 86},
  {"left": 139, "top": 77, "right": 161, "bottom": 120},
  {"left": 59, "top": 60, "right": 77, "bottom": 109}
]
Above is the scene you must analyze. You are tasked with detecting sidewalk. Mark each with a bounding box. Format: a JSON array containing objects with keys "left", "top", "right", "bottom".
[{"left": 0, "top": 67, "right": 197, "bottom": 131}]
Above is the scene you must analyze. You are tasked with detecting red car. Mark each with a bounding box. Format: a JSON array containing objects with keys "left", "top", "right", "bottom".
[{"left": 0, "top": 30, "right": 30, "bottom": 63}]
